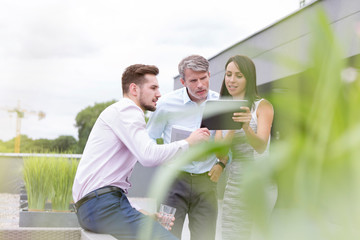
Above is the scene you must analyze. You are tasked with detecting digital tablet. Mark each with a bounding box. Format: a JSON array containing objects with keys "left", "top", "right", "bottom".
[{"left": 200, "top": 100, "right": 248, "bottom": 130}]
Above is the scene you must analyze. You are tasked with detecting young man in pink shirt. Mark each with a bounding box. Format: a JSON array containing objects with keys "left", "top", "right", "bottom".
[{"left": 73, "top": 64, "right": 210, "bottom": 240}]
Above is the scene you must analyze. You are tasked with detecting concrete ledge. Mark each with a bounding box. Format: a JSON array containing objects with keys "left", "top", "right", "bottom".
[
  {"left": 19, "top": 210, "right": 80, "bottom": 228},
  {"left": 81, "top": 229, "right": 117, "bottom": 240}
]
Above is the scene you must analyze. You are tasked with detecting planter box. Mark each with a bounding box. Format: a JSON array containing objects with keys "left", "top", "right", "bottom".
[{"left": 19, "top": 210, "right": 80, "bottom": 228}]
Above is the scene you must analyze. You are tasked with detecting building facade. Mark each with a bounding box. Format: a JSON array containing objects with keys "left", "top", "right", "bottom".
[{"left": 174, "top": 0, "right": 360, "bottom": 93}]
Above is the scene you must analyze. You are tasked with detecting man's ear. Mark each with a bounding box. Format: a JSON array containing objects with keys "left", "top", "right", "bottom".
[
  {"left": 129, "top": 83, "right": 139, "bottom": 97},
  {"left": 180, "top": 78, "right": 185, "bottom": 87}
]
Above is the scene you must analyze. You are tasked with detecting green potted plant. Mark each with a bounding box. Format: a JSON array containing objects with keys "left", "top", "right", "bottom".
[
  {"left": 22, "top": 155, "right": 52, "bottom": 211},
  {"left": 50, "top": 156, "right": 78, "bottom": 212},
  {"left": 20, "top": 154, "right": 80, "bottom": 227}
]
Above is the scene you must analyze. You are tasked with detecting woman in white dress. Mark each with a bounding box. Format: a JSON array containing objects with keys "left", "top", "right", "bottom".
[{"left": 215, "top": 55, "right": 275, "bottom": 240}]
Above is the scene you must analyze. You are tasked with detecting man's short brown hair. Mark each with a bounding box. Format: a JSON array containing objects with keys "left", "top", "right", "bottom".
[{"left": 122, "top": 64, "right": 159, "bottom": 94}]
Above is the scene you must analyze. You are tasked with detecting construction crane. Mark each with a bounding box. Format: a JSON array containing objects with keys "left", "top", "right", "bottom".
[{"left": 1, "top": 100, "right": 45, "bottom": 153}]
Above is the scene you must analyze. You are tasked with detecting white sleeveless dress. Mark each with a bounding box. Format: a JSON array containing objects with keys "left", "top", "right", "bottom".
[{"left": 221, "top": 99, "right": 276, "bottom": 240}]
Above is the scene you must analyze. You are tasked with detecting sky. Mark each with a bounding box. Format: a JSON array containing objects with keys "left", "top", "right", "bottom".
[{"left": 0, "top": 0, "right": 303, "bottom": 142}]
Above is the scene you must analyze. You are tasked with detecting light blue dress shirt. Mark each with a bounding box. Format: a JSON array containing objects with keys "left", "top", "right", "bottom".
[{"left": 147, "top": 87, "right": 219, "bottom": 173}]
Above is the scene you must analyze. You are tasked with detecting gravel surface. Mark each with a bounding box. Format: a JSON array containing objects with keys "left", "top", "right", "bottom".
[{"left": 0, "top": 193, "right": 19, "bottom": 228}]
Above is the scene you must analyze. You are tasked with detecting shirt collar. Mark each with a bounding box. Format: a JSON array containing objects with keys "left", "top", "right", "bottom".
[
  {"left": 182, "top": 87, "right": 192, "bottom": 104},
  {"left": 181, "top": 87, "right": 210, "bottom": 106}
]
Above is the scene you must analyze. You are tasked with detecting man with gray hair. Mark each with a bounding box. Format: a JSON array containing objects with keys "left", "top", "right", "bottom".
[{"left": 147, "top": 55, "right": 224, "bottom": 240}]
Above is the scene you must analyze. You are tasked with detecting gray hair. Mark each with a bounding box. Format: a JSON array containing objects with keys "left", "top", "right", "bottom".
[{"left": 178, "top": 55, "right": 209, "bottom": 80}]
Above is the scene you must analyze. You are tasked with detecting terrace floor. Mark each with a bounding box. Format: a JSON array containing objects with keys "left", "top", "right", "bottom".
[{"left": 0, "top": 193, "right": 19, "bottom": 228}]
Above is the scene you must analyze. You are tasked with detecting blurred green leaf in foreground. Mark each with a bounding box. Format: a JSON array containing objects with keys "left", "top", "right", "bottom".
[{"left": 141, "top": 7, "right": 360, "bottom": 240}]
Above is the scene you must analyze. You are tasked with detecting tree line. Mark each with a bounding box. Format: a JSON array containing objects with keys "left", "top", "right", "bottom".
[{"left": 0, "top": 100, "right": 117, "bottom": 154}]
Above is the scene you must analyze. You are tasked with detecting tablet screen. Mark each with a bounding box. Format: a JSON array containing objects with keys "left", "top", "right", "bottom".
[{"left": 200, "top": 100, "right": 248, "bottom": 130}]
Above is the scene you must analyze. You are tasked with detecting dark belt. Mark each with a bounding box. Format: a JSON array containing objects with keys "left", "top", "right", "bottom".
[{"left": 74, "top": 186, "right": 122, "bottom": 212}]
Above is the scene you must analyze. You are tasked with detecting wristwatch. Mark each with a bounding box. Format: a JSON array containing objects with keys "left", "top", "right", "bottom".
[{"left": 215, "top": 159, "right": 226, "bottom": 170}]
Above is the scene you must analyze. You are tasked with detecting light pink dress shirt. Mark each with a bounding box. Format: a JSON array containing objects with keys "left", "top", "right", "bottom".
[{"left": 72, "top": 98, "right": 188, "bottom": 202}]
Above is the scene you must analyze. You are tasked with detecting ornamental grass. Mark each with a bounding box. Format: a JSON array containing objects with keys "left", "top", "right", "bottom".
[
  {"left": 23, "top": 156, "right": 52, "bottom": 210},
  {"left": 49, "top": 156, "right": 79, "bottom": 211},
  {"left": 23, "top": 154, "right": 79, "bottom": 211}
]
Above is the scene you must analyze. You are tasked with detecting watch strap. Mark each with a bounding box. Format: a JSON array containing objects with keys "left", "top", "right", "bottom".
[{"left": 216, "top": 161, "right": 226, "bottom": 169}]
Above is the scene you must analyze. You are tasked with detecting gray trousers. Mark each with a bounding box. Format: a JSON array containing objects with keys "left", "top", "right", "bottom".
[{"left": 162, "top": 171, "right": 218, "bottom": 240}]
